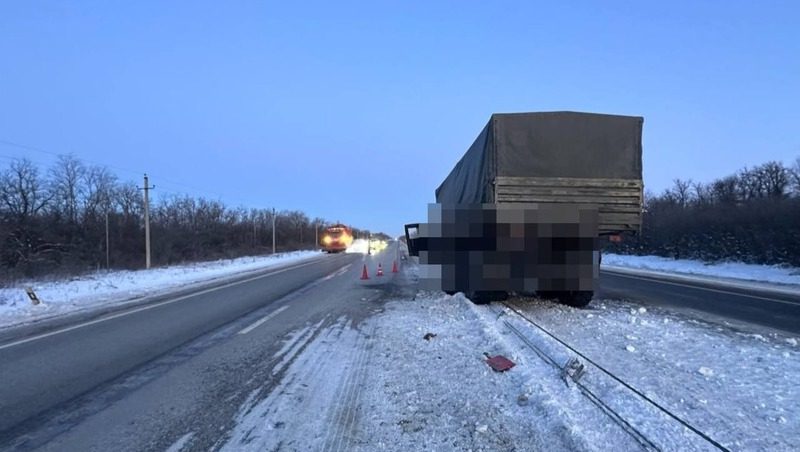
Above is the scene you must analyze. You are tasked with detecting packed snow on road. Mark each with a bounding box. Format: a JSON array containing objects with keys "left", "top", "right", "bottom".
[{"left": 204, "top": 267, "right": 799, "bottom": 452}]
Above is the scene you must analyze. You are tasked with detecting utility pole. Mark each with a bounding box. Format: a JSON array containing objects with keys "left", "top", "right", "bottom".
[
  {"left": 141, "top": 174, "right": 155, "bottom": 269},
  {"left": 315, "top": 222, "right": 318, "bottom": 249},
  {"left": 253, "top": 219, "right": 257, "bottom": 249},
  {"left": 105, "top": 211, "right": 110, "bottom": 270},
  {"left": 272, "top": 207, "right": 276, "bottom": 254}
]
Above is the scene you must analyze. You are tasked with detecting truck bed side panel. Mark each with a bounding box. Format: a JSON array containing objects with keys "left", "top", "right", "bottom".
[{"left": 494, "top": 176, "right": 643, "bottom": 234}]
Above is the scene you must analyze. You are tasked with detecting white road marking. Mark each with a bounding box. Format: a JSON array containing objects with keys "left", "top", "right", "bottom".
[
  {"left": 605, "top": 271, "right": 800, "bottom": 306},
  {"left": 321, "top": 263, "right": 352, "bottom": 281},
  {"left": 238, "top": 305, "right": 290, "bottom": 335},
  {"left": 0, "top": 258, "right": 326, "bottom": 351}
]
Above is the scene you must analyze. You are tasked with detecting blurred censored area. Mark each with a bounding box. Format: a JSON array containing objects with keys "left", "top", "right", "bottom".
[{"left": 415, "top": 204, "right": 599, "bottom": 293}]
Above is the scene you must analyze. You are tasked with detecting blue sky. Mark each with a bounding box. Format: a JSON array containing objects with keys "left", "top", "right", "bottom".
[{"left": 1, "top": 1, "right": 798, "bottom": 235}]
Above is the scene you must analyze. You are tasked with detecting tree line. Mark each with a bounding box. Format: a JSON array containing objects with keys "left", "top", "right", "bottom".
[
  {"left": 0, "top": 156, "right": 372, "bottom": 281},
  {"left": 607, "top": 158, "right": 800, "bottom": 266}
]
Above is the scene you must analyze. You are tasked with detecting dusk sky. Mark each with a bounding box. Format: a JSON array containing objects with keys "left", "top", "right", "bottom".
[{"left": 1, "top": 1, "right": 798, "bottom": 235}]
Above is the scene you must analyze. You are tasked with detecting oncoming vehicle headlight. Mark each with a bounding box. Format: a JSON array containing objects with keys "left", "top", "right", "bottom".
[{"left": 323, "top": 235, "right": 333, "bottom": 245}]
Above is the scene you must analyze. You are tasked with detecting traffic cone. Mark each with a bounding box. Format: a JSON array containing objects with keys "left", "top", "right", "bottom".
[
  {"left": 376, "top": 263, "right": 384, "bottom": 277},
  {"left": 392, "top": 261, "right": 398, "bottom": 273},
  {"left": 360, "top": 264, "right": 370, "bottom": 280}
]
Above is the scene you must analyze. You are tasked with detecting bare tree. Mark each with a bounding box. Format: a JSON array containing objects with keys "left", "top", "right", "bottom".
[
  {"left": 81, "top": 164, "right": 117, "bottom": 221},
  {"left": 790, "top": 157, "right": 800, "bottom": 196},
  {"left": 693, "top": 181, "right": 713, "bottom": 205},
  {"left": 737, "top": 167, "right": 765, "bottom": 200},
  {"left": 0, "top": 159, "right": 51, "bottom": 223},
  {"left": 756, "top": 161, "right": 790, "bottom": 199},
  {"left": 711, "top": 175, "right": 739, "bottom": 204},
  {"left": 670, "top": 178, "right": 693, "bottom": 207},
  {"left": 49, "top": 154, "right": 84, "bottom": 224}
]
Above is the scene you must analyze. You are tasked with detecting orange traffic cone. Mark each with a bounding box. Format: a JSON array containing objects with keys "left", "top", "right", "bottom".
[
  {"left": 360, "top": 264, "right": 370, "bottom": 280},
  {"left": 376, "top": 263, "right": 384, "bottom": 277},
  {"left": 392, "top": 261, "right": 398, "bottom": 273}
]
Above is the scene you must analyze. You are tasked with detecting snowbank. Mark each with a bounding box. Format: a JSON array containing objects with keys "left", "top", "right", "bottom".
[
  {"left": 0, "top": 251, "right": 322, "bottom": 329},
  {"left": 602, "top": 253, "right": 800, "bottom": 286},
  {"left": 497, "top": 297, "right": 800, "bottom": 451}
]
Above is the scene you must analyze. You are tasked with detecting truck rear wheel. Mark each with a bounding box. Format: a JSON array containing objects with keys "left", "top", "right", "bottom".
[{"left": 538, "top": 291, "right": 593, "bottom": 308}]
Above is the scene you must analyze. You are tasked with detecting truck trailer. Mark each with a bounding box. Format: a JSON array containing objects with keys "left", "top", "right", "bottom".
[{"left": 405, "top": 111, "right": 644, "bottom": 306}]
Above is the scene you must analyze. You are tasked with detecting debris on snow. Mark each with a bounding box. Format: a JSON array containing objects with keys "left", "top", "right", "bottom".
[
  {"left": 484, "top": 353, "right": 515, "bottom": 372},
  {"left": 786, "top": 338, "right": 798, "bottom": 347},
  {"left": 698, "top": 367, "right": 714, "bottom": 377},
  {"left": 423, "top": 332, "right": 437, "bottom": 341},
  {"left": 625, "top": 345, "right": 636, "bottom": 353}
]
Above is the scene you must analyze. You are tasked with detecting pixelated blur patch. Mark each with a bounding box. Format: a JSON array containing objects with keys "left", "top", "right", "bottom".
[{"left": 416, "top": 203, "right": 599, "bottom": 293}]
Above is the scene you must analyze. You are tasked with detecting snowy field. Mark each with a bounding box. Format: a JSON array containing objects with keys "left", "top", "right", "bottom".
[
  {"left": 602, "top": 253, "right": 800, "bottom": 287},
  {"left": 215, "top": 276, "right": 800, "bottom": 451},
  {"left": 0, "top": 251, "right": 321, "bottom": 329}
]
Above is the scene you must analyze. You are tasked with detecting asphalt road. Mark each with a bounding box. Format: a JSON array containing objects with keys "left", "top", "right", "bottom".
[
  {"left": 0, "top": 245, "right": 409, "bottom": 451},
  {"left": 1, "top": 244, "right": 797, "bottom": 450},
  {"left": 598, "top": 269, "right": 800, "bottom": 334}
]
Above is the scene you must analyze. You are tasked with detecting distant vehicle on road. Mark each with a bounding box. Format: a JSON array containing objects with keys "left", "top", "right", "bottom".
[{"left": 320, "top": 224, "right": 354, "bottom": 253}]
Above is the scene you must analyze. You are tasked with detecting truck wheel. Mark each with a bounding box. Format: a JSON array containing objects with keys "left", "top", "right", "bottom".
[
  {"left": 538, "top": 291, "right": 593, "bottom": 308},
  {"left": 466, "top": 291, "right": 508, "bottom": 305}
]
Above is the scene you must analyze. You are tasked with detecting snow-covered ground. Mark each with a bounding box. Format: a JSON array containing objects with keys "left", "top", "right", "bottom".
[
  {"left": 498, "top": 297, "right": 800, "bottom": 451},
  {"left": 217, "top": 265, "right": 799, "bottom": 451},
  {"left": 602, "top": 253, "right": 800, "bottom": 287},
  {"left": 0, "top": 251, "right": 321, "bottom": 329}
]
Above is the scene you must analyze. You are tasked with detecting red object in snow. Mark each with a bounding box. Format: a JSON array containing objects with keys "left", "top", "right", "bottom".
[
  {"left": 376, "top": 263, "right": 384, "bottom": 277},
  {"left": 392, "top": 260, "right": 398, "bottom": 273},
  {"left": 485, "top": 354, "right": 515, "bottom": 372},
  {"left": 360, "top": 264, "right": 370, "bottom": 280}
]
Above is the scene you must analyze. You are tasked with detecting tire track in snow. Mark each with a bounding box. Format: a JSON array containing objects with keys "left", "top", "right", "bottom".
[
  {"left": 321, "top": 323, "right": 372, "bottom": 452},
  {"left": 220, "top": 317, "right": 359, "bottom": 451}
]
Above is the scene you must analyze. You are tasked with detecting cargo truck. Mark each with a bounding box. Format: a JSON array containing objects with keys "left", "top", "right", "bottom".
[{"left": 405, "top": 111, "right": 643, "bottom": 307}]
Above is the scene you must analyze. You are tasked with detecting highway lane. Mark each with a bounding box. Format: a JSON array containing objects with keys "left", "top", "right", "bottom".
[
  {"left": 1, "top": 242, "right": 796, "bottom": 450},
  {"left": 0, "top": 251, "right": 370, "bottom": 444},
  {"left": 598, "top": 269, "right": 800, "bottom": 334}
]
